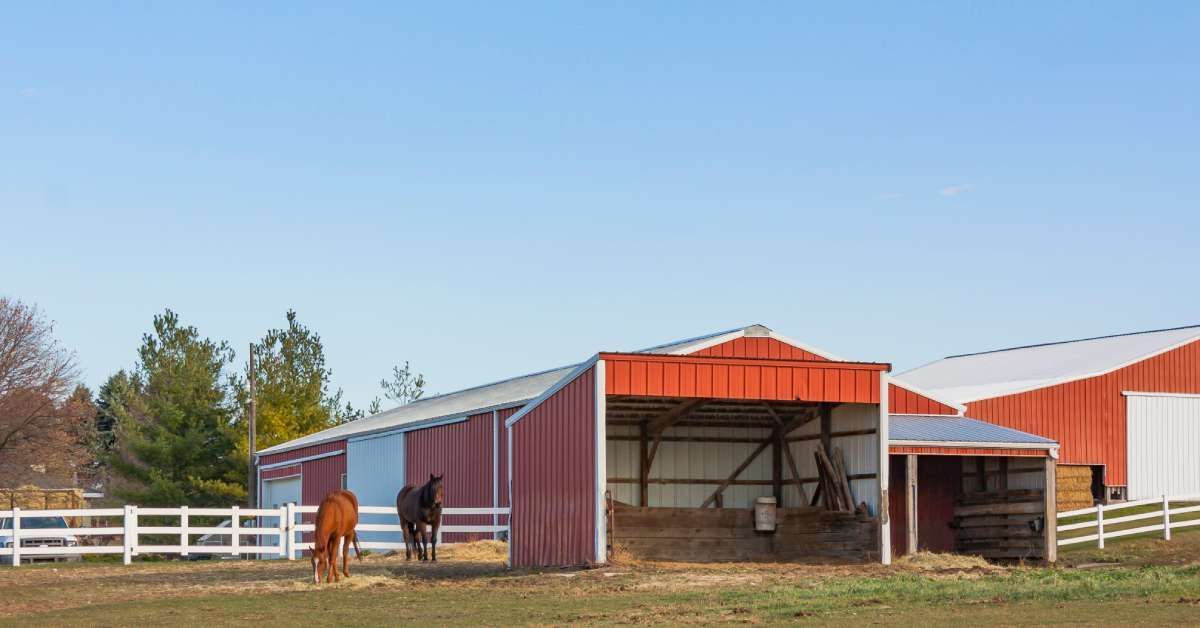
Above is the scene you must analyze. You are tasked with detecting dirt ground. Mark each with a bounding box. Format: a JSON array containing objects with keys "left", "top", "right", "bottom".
[{"left": 2, "top": 538, "right": 1199, "bottom": 626}]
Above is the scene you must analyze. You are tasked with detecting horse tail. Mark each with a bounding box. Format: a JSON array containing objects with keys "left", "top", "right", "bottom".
[{"left": 353, "top": 533, "right": 362, "bottom": 559}]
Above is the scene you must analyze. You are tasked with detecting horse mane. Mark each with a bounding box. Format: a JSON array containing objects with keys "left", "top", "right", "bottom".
[{"left": 420, "top": 477, "right": 435, "bottom": 508}]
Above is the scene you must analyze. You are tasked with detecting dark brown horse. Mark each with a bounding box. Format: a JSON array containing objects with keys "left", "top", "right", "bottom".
[
  {"left": 395, "top": 474, "right": 444, "bottom": 562},
  {"left": 311, "top": 489, "right": 361, "bottom": 583}
]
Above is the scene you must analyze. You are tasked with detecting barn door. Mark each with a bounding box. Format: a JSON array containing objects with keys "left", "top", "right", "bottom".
[{"left": 1126, "top": 393, "right": 1200, "bottom": 499}]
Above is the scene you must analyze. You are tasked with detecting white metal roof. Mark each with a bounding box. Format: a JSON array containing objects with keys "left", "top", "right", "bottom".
[
  {"left": 898, "top": 325, "right": 1200, "bottom": 404},
  {"left": 260, "top": 324, "right": 784, "bottom": 457}
]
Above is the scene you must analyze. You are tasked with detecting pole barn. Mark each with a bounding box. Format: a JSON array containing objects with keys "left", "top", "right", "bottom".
[{"left": 257, "top": 324, "right": 1060, "bottom": 566}]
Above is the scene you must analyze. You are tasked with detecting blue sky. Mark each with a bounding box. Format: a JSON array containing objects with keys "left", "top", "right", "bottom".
[{"left": 3, "top": 3, "right": 1198, "bottom": 409}]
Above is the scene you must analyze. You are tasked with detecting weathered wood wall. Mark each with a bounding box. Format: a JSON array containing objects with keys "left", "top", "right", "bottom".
[
  {"left": 612, "top": 505, "right": 878, "bottom": 563},
  {"left": 953, "top": 489, "right": 1046, "bottom": 560}
]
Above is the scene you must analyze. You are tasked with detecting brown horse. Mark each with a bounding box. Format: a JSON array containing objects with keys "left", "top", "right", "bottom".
[
  {"left": 311, "top": 489, "right": 361, "bottom": 583},
  {"left": 395, "top": 474, "right": 444, "bottom": 562}
]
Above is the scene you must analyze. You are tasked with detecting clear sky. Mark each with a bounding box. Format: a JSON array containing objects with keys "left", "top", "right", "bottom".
[{"left": 3, "top": 3, "right": 1198, "bottom": 409}]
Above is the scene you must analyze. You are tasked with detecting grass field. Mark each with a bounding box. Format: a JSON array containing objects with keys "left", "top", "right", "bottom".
[{"left": 2, "top": 535, "right": 1200, "bottom": 626}]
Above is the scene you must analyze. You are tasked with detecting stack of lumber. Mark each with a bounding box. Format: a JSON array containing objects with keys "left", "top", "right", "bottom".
[
  {"left": 612, "top": 504, "right": 877, "bottom": 563},
  {"left": 953, "top": 489, "right": 1046, "bottom": 560},
  {"left": 813, "top": 447, "right": 866, "bottom": 514},
  {"left": 1056, "top": 465, "right": 1095, "bottom": 512}
]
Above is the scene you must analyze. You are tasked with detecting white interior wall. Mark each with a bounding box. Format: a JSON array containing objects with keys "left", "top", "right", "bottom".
[{"left": 606, "top": 402, "right": 881, "bottom": 514}]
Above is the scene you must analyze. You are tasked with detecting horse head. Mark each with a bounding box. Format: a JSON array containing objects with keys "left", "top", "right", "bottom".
[{"left": 428, "top": 473, "right": 445, "bottom": 508}]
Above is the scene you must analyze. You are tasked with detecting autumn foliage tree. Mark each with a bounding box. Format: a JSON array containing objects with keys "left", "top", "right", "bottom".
[{"left": 0, "top": 297, "right": 94, "bottom": 488}]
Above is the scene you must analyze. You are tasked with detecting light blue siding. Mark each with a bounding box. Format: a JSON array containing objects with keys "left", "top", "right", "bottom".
[{"left": 347, "top": 431, "right": 406, "bottom": 544}]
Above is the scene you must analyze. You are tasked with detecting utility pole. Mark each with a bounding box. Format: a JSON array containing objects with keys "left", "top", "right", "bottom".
[{"left": 247, "top": 343, "right": 257, "bottom": 508}]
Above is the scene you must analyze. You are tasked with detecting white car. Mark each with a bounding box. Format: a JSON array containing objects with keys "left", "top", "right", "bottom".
[{"left": 0, "top": 515, "right": 82, "bottom": 564}]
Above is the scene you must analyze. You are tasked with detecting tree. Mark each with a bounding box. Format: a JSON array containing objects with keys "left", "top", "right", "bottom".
[
  {"left": 0, "top": 297, "right": 80, "bottom": 461},
  {"left": 0, "top": 298, "right": 96, "bottom": 489},
  {"left": 249, "top": 310, "right": 345, "bottom": 447},
  {"left": 380, "top": 361, "right": 426, "bottom": 406},
  {"left": 107, "top": 310, "right": 245, "bottom": 506}
]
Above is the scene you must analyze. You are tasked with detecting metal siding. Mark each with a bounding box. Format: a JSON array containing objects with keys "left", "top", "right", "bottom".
[
  {"left": 889, "top": 383, "right": 959, "bottom": 415},
  {"left": 689, "top": 336, "right": 830, "bottom": 361},
  {"left": 889, "top": 446, "right": 1049, "bottom": 457},
  {"left": 258, "top": 440, "right": 344, "bottom": 467},
  {"left": 511, "top": 367, "right": 596, "bottom": 568},
  {"left": 347, "top": 431, "right": 405, "bottom": 543},
  {"left": 965, "top": 339, "right": 1200, "bottom": 486},
  {"left": 497, "top": 406, "right": 519, "bottom": 528},
  {"left": 405, "top": 411, "right": 495, "bottom": 542},
  {"left": 602, "top": 353, "right": 885, "bottom": 404},
  {"left": 889, "top": 415, "right": 1056, "bottom": 445},
  {"left": 1126, "top": 394, "right": 1200, "bottom": 499}
]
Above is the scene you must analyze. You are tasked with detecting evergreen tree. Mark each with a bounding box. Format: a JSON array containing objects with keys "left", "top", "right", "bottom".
[
  {"left": 249, "top": 310, "right": 344, "bottom": 447},
  {"left": 107, "top": 310, "right": 245, "bottom": 506}
]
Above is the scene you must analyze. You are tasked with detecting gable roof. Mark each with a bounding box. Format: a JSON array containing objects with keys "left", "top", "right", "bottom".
[
  {"left": 899, "top": 324, "right": 1200, "bottom": 404},
  {"left": 889, "top": 414, "right": 1057, "bottom": 448},
  {"left": 260, "top": 323, "right": 795, "bottom": 457}
]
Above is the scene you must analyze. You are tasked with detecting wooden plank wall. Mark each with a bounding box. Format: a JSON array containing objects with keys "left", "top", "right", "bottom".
[
  {"left": 612, "top": 505, "right": 878, "bottom": 563},
  {"left": 953, "top": 489, "right": 1046, "bottom": 560}
]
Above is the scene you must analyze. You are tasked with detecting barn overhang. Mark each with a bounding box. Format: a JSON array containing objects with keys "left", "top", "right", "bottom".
[{"left": 887, "top": 414, "right": 1059, "bottom": 458}]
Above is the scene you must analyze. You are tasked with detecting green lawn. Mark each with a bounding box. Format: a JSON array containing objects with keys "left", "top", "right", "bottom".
[{"left": 3, "top": 535, "right": 1200, "bottom": 626}]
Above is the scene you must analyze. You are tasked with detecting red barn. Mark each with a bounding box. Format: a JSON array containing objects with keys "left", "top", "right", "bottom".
[
  {"left": 900, "top": 325, "right": 1200, "bottom": 505},
  {"left": 258, "top": 324, "right": 1060, "bottom": 566}
]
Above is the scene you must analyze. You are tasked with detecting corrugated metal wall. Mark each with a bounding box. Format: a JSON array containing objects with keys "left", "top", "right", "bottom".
[
  {"left": 888, "top": 455, "right": 960, "bottom": 555},
  {"left": 1126, "top": 394, "right": 1200, "bottom": 498},
  {"left": 603, "top": 354, "right": 883, "bottom": 404},
  {"left": 965, "top": 339, "right": 1200, "bottom": 486},
  {"left": 889, "top": 383, "right": 959, "bottom": 415},
  {"left": 690, "top": 336, "right": 830, "bottom": 361},
  {"left": 782, "top": 403, "right": 880, "bottom": 514},
  {"left": 890, "top": 446, "right": 1049, "bottom": 457},
  {"left": 406, "top": 412, "right": 495, "bottom": 542},
  {"left": 511, "top": 367, "right": 596, "bottom": 568},
  {"left": 347, "top": 431, "right": 405, "bottom": 543},
  {"left": 497, "top": 406, "right": 519, "bottom": 530},
  {"left": 258, "top": 440, "right": 344, "bottom": 467}
]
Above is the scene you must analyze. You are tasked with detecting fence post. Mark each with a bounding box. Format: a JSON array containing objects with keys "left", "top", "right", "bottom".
[
  {"left": 277, "top": 505, "right": 287, "bottom": 557},
  {"left": 1096, "top": 504, "right": 1105, "bottom": 550},
  {"left": 231, "top": 505, "right": 240, "bottom": 557},
  {"left": 123, "top": 505, "right": 137, "bottom": 565},
  {"left": 1163, "top": 494, "right": 1171, "bottom": 541},
  {"left": 286, "top": 503, "right": 296, "bottom": 561},
  {"left": 11, "top": 507, "right": 20, "bottom": 567},
  {"left": 180, "top": 506, "right": 189, "bottom": 557}
]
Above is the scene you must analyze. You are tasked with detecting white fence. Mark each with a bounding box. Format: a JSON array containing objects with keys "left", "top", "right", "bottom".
[
  {"left": 1057, "top": 494, "right": 1200, "bottom": 548},
  {"left": 0, "top": 504, "right": 509, "bottom": 567}
]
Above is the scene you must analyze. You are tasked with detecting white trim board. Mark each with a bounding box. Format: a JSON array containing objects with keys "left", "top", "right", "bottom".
[
  {"left": 505, "top": 355, "right": 600, "bottom": 428},
  {"left": 257, "top": 449, "right": 343, "bottom": 470},
  {"left": 1122, "top": 391, "right": 1200, "bottom": 399}
]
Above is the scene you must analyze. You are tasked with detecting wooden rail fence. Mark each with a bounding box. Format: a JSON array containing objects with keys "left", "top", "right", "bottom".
[
  {"left": 0, "top": 504, "right": 509, "bottom": 566},
  {"left": 1057, "top": 494, "right": 1200, "bottom": 548}
]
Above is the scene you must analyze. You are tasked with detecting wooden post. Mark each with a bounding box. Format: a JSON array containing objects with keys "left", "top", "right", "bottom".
[
  {"left": 906, "top": 454, "right": 918, "bottom": 556},
  {"left": 772, "top": 427, "right": 783, "bottom": 504},
  {"left": 976, "top": 457, "right": 987, "bottom": 492},
  {"left": 1044, "top": 457, "right": 1057, "bottom": 563},
  {"left": 123, "top": 505, "right": 136, "bottom": 565},
  {"left": 180, "top": 506, "right": 189, "bottom": 557},
  {"left": 1097, "top": 502, "right": 1105, "bottom": 549},
  {"left": 819, "top": 404, "right": 832, "bottom": 456},
  {"left": 10, "top": 507, "right": 20, "bottom": 567},
  {"left": 638, "top": 421, "right": 649, "bottom": 507},
  {"left": 248, "top": 344, "right": 258, "bottom": 508},
  {"left": 1163, "top": 494, "right": 1171, "bottom": 541},
  {"left": 998, "top": 457, "right": 1009, "bottom": 492},
  {"left": 231, "top": 505, "right": 240, "bottom": 557},
  {"left": 286, "top": 503, "right": 297, "bottom": 560}
]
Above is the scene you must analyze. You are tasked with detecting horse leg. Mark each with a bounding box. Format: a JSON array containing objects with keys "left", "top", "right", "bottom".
[
  {"left": 331, "top": 536, "right": 342, "bottom": 583},
  {"left": 401, "top": 520, "right": 412, "bottom": 561},
  {"left": 430, "top": 521, "right": 439, "bottom": 562},
  {"left": 342, "top": 532, "right": 352, "bottom": 578},
  {"left": 418, "top": 523, "right": 428, "bottom": 561}
]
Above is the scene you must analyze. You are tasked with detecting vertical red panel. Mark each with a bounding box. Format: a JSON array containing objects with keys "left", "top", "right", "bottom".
[
  {"left": 630, "top": 361, "right": 647, "bottom": 395},
  {"left": 663, "top": 362, "right": 680, "bottom": 396},
  {"left": 965, "top": 339, "right": 1200, "bottom": 487},
  {"left": 697, "top": 364, "right": 713, "bottom": 396},
  {"left": 680, "top": 362, "right": 696, "bottom": 396},
  {"left": 646, "top": 362, "right": 664, "bottom": 396},
  {"left": 713, "top": 365, "right": 730, "bottom": 398},
  {"left": 511, "top": 367, "right": 596, "bottom": 568},
  {"left": 690, "top": 336, "right": 831, "bottom": 362},
  {"left": 888, "top": 383, "right": 958, "bottom": 415},
  {"left": 406, "top": 412, "right": 495, "bottom": 542}
]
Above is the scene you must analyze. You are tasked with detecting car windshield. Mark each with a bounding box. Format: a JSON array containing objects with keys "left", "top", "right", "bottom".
[{"left": 0, "top": 517, "right": 68, "bottom": 530}]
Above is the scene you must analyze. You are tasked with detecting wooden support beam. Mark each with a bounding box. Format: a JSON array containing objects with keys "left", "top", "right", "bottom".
[
  {"left": 819, "top": 403, "right": 833, "bottom": 455},
  {"left": 782, "top": 435, "right": 808, "bottom": 505},
  {"left": 998, "top": 457, "right": 1009, "bottom": 491},
  {"left": 976, "top": 457, "right": 987, "bottom": 492},
  {"left": 906, "top": 454, "right": 918, "bottom": 556},
  {"left": 639, "top": 421, "right": 648, "bottom": 507},
  {"left": 832, "top": 447, "right": 856, "bottom": 511},
  {"left": 772, "top": 428, "right": 783, "bottom": 504},
  {"left": 699, "top": 439, "right": 772, "bottom": 508},
  {"left": 1044, "top": 457, "right": 1057, "bottom": 564},
  {"left": 645, "top": 398, "right": 706, "bottom": 475}
]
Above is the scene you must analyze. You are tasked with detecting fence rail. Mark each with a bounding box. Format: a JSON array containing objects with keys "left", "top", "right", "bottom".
[
  {"left": 0, "top": 504, "right": 509, "bottom": 567},
  {"left": 1057, "top": 494, "right": 1200, "bottom": 548}
]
